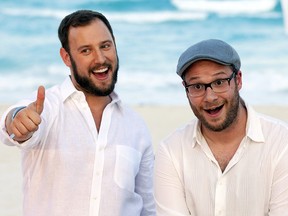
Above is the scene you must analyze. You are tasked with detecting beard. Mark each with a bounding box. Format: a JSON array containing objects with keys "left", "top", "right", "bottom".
[
  {"left": 190, "top": 87, "right": 240, "bottom": 132},
  {"left": 70, "top": 55, "right": 119, "bottom": 96}
]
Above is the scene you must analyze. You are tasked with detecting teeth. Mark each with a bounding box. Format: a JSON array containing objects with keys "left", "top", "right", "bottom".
[
  {"left": 93, "top": 67, "right": 108, "bottom": 73},
  {"left": 205, "top": 106, "right": 221, "bottom": 112},
  {"left": 205, "top": 107, "right": 217, "bottom": 111}
]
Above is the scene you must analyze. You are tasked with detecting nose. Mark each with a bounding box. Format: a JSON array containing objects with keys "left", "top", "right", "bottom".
[
  {"left": 93, "top": 49, "right": 106, "bottom": 64},
  {"left": 203, "top": 86, "right": 218, "bottom": 101}
]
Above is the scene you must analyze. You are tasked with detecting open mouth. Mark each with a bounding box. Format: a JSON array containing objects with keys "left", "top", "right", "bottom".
[
  {"left": 92, "top": 67, "right": 109, "bottom": 74},
  {"left": 91, "top": 67, "right": 109, "bottom": 79},
  {"left": 204, "top": 105, "right": 224, "bottom": 115}
]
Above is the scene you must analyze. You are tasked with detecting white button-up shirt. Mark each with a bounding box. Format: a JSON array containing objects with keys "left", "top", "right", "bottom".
[
  {"left": 0, "top": 77, "right": 155, "bottom": 216},
  {"left": 154, "top": 104, "right": 288, "bottom": 216}
]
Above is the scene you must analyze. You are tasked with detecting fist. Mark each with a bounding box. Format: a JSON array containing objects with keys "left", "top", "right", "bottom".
[{"left": 9, "top": 86, "right": 45, "bottom": 142}]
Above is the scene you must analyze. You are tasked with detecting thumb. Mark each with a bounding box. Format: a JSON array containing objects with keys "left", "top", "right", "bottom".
[{"left": 35, "top": 85, "right": 45, "bottom": 114}]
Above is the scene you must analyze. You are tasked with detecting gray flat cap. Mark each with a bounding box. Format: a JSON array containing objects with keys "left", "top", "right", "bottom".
[{"left": 176, "top": 39, "right": 241, "bottom": 77}]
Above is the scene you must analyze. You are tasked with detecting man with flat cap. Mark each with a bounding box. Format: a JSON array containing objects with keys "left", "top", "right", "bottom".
[{"left": 154, "top": 39, "right": 288, "bottom": 215}]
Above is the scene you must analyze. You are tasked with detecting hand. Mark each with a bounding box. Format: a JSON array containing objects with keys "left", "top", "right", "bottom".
[{"left": 8, "top": 86, "right": 45, "bottom": 142}]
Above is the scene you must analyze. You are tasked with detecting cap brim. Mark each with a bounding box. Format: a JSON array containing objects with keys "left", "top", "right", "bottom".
[{"left": 177, "top": 56, "right": 231, "bottom": 77}]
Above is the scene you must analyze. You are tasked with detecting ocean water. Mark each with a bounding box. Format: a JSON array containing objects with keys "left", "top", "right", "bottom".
[{"left": 0, "top": 0, "right": 288, "bottom": 105}]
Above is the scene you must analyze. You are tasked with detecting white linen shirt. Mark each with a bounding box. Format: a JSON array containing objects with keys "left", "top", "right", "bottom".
[
  {"left": 154, "top": 104, "right": 288, "bottom": 216},
  {"left": 0, "top": 77, "right": 155, "bottom": 216}
]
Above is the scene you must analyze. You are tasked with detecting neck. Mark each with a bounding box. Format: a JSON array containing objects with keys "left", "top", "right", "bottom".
[
  {"left": 85, "top": 92, "right": 112, "bottom": 131},
  {"left": 85, "top": 92, "right": 112, "bottom": 109},
  {"left": 202, "top": 102, "right": 247, "bottom": 172}
]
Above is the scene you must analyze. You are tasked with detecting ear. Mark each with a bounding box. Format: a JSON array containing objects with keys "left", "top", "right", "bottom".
[
  {"left": 236, "top": 70, "right": 243, "bottom": 90},
  {"left": 60, "top": 48, "right": 71, "bottom": 67}
]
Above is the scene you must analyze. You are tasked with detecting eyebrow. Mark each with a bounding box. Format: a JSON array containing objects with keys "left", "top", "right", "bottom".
[
  {"left": 77, "top": 40, "right": 114, "bottom": 51},
  {"left": 186, "top": 71, "right": 229, "bottom": 83},
  {"left": 77, "top": 45, "right": 90, "bottom": 51}
]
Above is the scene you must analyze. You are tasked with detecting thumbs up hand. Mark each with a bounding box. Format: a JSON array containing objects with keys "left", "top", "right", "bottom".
[
  {"left": 29, "top": 85, "right": 45, "bottom": 115},
  {"left": 8, "top": 86, "right": 45, "bottom": 142}
]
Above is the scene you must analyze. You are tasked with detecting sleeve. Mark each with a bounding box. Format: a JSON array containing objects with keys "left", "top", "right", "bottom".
[
  {"left": 268, "top": 144, "right": 288, "bottom": 215},
  {"left": 0, "top": 104, "right": 30, "bottom": 147},
  {"left": 154, "top": 142, "right": 190, "bottom": 216},
  {"left": 135, "top": 140, "right": 156, "bottom": 216}
]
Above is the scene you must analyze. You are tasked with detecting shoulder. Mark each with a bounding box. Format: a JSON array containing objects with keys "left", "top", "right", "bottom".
[
  {"left": 258, "top": 112, "right": 288, "bottom": 137},
  {"left": 247, "top": 104, "right": 288, "bottom": 136},
  {"left": 159, "top": 119, "right": 198, "bottom": 152},
  {"left": 40, "top": 84, "right": 63, "bottom": 114},
  {"left": 116, "top": 103, "right": 152, "bottom": 144},
  {"left": 250, "top": 110, "right": 288, "bottom": 158},
  {"left": 119, "top": 104, "right": 148, "bottom": 126}
]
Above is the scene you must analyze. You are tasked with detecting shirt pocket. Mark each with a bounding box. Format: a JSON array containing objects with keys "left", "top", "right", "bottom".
[{"left": 114, "top": 145, "right": 142, "bottom": 193}]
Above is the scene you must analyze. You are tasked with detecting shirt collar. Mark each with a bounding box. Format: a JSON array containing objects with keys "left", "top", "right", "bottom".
[
  {"left": 191, "top": 102, "right": 265, "bottom": 148},
  {"left": 60, "top": 77, "right": 78, "bottom": 102},
  {"left": 60, "top": 76, "right": 123, "bottom": 110},
  {"left": 190, "top": 120, "right": 201, "bottom": 148},
  {"left": 245, "top": 104, "right": 265, "bottom": 143}
]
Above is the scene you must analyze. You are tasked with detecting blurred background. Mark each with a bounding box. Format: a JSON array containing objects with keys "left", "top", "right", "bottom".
[
  {"left": 0, "top": 1, "right": 288, "bottom": 215},
  {"left": 0, "top": 0, "right": 288, "bottom": 105}
]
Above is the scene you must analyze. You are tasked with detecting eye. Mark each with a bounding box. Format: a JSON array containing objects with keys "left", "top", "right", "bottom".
[
  {"left": 80, "top": 48, "right": 91, "bottom": 55},
  {"left": 101, "top": 42, "right": 112, "bottom": 50},
  {"left": 213, "top": 79, "right": 226, "bottom": 86},
  {"left": 191, "top": 84, "right": 204, "bottom": 90}
]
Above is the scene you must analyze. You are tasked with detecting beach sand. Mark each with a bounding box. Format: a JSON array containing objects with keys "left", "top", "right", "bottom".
[{"left": 1, "top": 104, "right": 288, "bottom": 215}]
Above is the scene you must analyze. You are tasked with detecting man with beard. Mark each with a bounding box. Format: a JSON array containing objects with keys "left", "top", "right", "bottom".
[
  {"left": 154, "top": 39, "right": 288, "bottom": 215},
  {"left": 0, "top": 10, "right": 155, "bottom": 216}
]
